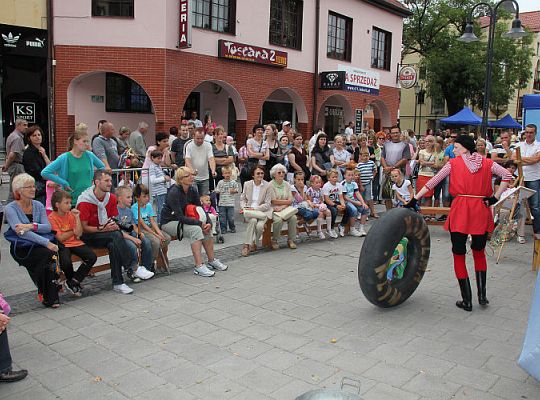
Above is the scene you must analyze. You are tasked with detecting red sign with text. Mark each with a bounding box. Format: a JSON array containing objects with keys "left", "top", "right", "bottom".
[
  {"left": 218, "top": 40, "right": 287, "bottom": 68},
  {"left": 178, "top": 0, "right": 191, "bottom": 49}
]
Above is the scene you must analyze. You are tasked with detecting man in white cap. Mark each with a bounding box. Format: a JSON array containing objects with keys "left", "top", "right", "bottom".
[{"left": 278, "top": 121, "right": 291, "bottom": 141}]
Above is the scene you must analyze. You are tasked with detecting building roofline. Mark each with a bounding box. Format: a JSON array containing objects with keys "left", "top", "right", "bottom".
[{"left": 362, "top": 0, "right": 412, "bottom": 18}]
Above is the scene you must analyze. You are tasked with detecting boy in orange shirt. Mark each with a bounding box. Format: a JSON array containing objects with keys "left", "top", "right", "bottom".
[{"left": 48, "top": 190, "right": 97, "bottom": 296}]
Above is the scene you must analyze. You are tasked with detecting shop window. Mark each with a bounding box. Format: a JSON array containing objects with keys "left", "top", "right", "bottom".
[
  {"left": 192, "top": 0, "right": 236, "bottom": 34},
  {"left": 269, "top": 0, "right": 303, "bottom": 50},
  {"left": 430, "top": 95, "right": 445, "bottom": 115},
  {"left": 105, "top": 73, "right": 152, "bottom": 113},
  {"left": 261, "top": 101, "right": 296, "bottom": 128},
  {"left": 371, "top": 27, "right": 392, "bottom": 70},
  {"left": 92, "top": 0, "right": 134, "bottom": 17},
  {"left": 327, "top": 12, "right": 352, "bottom": 61}
]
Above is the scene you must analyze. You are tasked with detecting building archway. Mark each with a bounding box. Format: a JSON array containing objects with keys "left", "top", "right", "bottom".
[
  {"left": 317, "top": 94, "right": 354, "bottom": 140},
  {"left": 260, "top": 87, "right": 309, "bottom": 132},
  {"left": 67, "top": 71, "right": 156, "bottom": 140},
  {"left": 183, "top": 79, "right": 247, "bottom": 137}
]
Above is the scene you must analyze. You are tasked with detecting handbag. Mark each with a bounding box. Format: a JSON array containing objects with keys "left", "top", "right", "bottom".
[
  {"left": 243, "top": 209, "right": 267, "bottom": 220},
  {"left": 4, "top": 228, "right": 56, "bottom": 260},
  {"left": 273, "top": 206, "right": 298, "bottom": 220}
]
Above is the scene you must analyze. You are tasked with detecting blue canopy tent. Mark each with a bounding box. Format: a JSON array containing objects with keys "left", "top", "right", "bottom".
[
  {"left": 440, "top": 107, "right": 482, "bottom": 125},
  {"left": 488, "top": 114, "right": 522, "bottom": 129}
]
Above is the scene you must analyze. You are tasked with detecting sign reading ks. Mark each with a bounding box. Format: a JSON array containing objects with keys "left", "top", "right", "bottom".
[{"left": 13, "top": 102, "right": 36, "bottom": 123}]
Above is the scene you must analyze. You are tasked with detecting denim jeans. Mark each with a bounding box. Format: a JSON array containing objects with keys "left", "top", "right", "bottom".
[
  {"left": 154, "top": 193, "right": 167, "bottom": 225},
  {"left": 81, "top": 231, "right": 129, "bottom": 285},
  {"left": 345, "top": 202, "right": 369, "bottom": 218},
  {"left": 525, "top": 179, "right": 540, "bottom": 234},
  {"left": 297, "top": 207, "right": 319, "bottom": 222},
  {"left": 219, "top": 206, "right": 236, "bottom": 232},
  {"left": 327, "top": 202, "right": 349, "bottom": 228},
  {"left": 195, "top": 179, "right": 210, "bottom": 196},
  {"left": 124, "top": 233, "right": 154, "bottom": 270}
]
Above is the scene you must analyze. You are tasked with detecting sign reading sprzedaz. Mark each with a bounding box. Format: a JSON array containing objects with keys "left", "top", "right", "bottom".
[{"left": 218, "top": 40, "right": 287, "bottom": 68}]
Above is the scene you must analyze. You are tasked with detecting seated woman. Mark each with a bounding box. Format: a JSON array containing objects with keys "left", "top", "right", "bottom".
[
  {"left": 160, "top": 167, "right": 228, "bottom": 277},
  {"left": 268, "top": 163, "right": 298, "bottom": 250},
  {"left": 240, "top": 165, "right": 272, "bottom": 257},
  {"left": 4, "top": 173, "right": 61, "bottom": 308}
]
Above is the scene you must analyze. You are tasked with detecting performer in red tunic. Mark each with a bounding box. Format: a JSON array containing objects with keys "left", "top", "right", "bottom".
[{"left": 406, "top": 135, "right": 512, "bottom": 311}]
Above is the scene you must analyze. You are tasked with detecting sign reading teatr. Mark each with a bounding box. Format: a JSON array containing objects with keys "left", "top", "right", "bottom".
[{"left": 338, "top": 65, "right": 380, "bottom": 95}]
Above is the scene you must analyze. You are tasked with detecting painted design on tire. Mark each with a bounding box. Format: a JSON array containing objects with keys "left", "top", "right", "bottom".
[{"left": 358, "top": 208, "right": 430, "bottom": 308}]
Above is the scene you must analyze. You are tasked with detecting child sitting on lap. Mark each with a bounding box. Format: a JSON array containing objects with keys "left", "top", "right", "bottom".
[{"left": 200, "top": 194, "right": 218, "bottom": 236}]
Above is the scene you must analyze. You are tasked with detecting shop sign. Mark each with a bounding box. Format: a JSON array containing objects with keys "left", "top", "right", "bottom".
[
  {"left": 178, "top": 0, "right": 191, "bottom": 49},
  {"left": 320, "top": 71, "right": 345, "bottom": 90},
  {"left": 13, "top": 102, "right": 36, "bottom": 124},
  {"left": 338, "top": 65, "right": 380, "bottom": 95},
  {"left": 218, "top": 39, "right": 287, "bottom": 68},
  {"left": 398, "top": 66, "right": 417, "bottom": 89},
  {"left": 355, "top": 109, "right": 364, "bottom": 134},
  {"left": 0, "top": 24, "right": 47, "bottom": 57},
  {"left": 325, "top": 106, "right": 344, "bottom": 117}
]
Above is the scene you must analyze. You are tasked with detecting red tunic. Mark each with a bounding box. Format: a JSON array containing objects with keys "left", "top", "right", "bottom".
[{"left": 445, "top": 156, "right": 494, "bottom": 234}]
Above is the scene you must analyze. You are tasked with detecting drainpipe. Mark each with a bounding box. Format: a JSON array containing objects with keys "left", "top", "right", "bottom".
[
  {"left": 312, "top": 0, "right": 320, "bottom": 136},
  {"left": 46, "top": 0, "right": 56, "bottom": 157}
]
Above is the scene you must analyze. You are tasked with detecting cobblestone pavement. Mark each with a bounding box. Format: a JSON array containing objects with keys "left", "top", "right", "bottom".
[{"left": 1, "top": 215, "right": 540, "bottom": 399}]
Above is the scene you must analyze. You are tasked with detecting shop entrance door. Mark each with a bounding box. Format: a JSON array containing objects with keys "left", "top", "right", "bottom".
[{"left": 324, "top": 106, "right": 343, "bottom": 141}]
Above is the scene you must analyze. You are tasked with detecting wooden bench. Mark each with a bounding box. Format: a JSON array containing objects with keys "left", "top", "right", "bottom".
[
  {"left": 261, "top": 209, "right": 348, "bottom": 248},
  {"left": 419, "top": 206, "right": 451, "bottom": 225},
  {"left": 71, "top": 240, "right": 174, "bottom": 275}
]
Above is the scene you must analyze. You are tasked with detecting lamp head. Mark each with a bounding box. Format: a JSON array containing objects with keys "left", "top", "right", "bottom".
[
  {"left": 504, "top": 18, "right": 527, "bottom": 39},
  {"left": 458, "top": 22, "right": 479, "bottom": 42}
]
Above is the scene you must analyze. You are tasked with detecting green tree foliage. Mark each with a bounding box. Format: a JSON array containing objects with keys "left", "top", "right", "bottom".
[{"left": 403, "top": 0, "right": 533, "bottom": 116}]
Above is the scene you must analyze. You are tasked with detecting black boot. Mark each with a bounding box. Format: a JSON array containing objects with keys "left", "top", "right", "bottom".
[
  {"left": 476, "top": 271, "right": 489, "bottom": 306},
  {"left": 456, "top": 278, "right": 473, "bottom": 311}
]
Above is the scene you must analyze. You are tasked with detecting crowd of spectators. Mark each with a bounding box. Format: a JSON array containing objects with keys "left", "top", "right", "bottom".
[{"left": 2, "top": 115, "right": 539, "bottom": 310}]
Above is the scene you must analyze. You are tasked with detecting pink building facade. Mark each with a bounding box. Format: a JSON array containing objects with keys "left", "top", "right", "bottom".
[{"left": 52, "top": 0, "right": 409, "bottom": 152}]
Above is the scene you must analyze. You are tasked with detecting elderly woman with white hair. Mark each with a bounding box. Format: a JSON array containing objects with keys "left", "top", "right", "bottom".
[
  {"left": 269, "top": 163, "right": 298, "bottom": 250},
  {"left": 4, "top": 173, "right": 61, "bottom": 308}
]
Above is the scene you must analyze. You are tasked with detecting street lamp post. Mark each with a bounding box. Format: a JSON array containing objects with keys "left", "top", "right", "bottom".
[
  {"left": 414, "top": 83, "right": 420, "bottom": 133},
  {"left": 458, "top": 0, "right": 527, "bottom": 139}
]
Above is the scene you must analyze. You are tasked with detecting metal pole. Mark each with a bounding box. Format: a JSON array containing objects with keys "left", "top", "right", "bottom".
[
  {"left": 413, "top": 94, "right": 418, "bottom": 133},
  {"left": 480, "top": 10, "right": 496, "bottom": 139}
]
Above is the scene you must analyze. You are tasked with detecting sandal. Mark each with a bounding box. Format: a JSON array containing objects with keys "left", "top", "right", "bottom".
[{"left": 242, "top": 244, "right": 250, "bottom": 257}]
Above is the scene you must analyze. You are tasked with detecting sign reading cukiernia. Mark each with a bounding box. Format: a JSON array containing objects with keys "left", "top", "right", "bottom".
[{"left": 338, "top": 65, "right": 380, "bottom": 95}]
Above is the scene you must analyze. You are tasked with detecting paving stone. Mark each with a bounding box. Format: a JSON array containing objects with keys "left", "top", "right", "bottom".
[
  {"left": 404, "top": 354, "right": 456, "bottom": 377},
  {"left": 295, "top": 341, "right": 344, "bottom": 363},
  {"left": 362, "top": 361, "right": 419, "bottom": 387},
  {"left": 134, "top": 383, "right": 197, "bottom": 400},
  {"left": 402, "top": 373, "right": 461, "bottom": 400},
  {"left": 444, "top": 364, "right": 499, "bottom": 391},
  {"left": 227, "top": 337, "right": 273, "bottom": 359},
  {"left": 207, "top": 355, "right": 259, "bottom": 379},
  {"left": 283, "top": 358, "right": 339, "bottom": 384},
  {"left": 159, "top": 360, "right": 216, "bottom": 388},
  {"left": 364, "top": 382, "right": 421, "bottom": 400},
  {"left": 186, "top": 375, "right": 246, "bottom": 399},
  {"left": 237, "top": 366, "right": 293, "bottom": 395},
  {"left": 254, "top": 347, "right": 303, "bottom": 372}
]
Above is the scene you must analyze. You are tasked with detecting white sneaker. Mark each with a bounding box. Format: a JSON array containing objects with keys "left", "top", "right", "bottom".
[
  {"left": 327, "top": 229, "right": 338, "bottom": 239},
  {"left": 359, "top": 226, "right": 367, "bottom": 237},
  {"left": 349, "top": 228, "right": 362, "bottom": 237},
  {"left": 517, "top": 236, "right": 526, "bottom": 244},
  {"left": 135, "top": 266, "right": 154, "bottom": 280},
  {"left": 113, "top": 283, "right": 134, "bottom": 294},
  {"left": 337, "top": 225, "right": 345, "bottom": 237},
  {"left": 194, "top": 264, "right": 215, "bottom": 277},
  {"left": 207, "top": 259, "right": 228, "bottom": 271},
  {"left": 318, "top": 231, "right": 326, "bottom": 240}
]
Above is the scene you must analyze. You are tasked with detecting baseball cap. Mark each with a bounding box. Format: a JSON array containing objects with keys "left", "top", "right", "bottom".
[{"left": 283, "top": 121, "right": 291, "bottom": 126}]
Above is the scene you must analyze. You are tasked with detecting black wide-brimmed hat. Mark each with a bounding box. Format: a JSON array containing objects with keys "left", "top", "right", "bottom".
[{"left": 454, "top": 134, "right": 476, "bottom": 153}]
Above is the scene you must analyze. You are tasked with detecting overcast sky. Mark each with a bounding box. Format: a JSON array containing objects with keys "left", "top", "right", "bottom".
[{"left": 518, "top": 0, "right": 538, "bottom": 13}]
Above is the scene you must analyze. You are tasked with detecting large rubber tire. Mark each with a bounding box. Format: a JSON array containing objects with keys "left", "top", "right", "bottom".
[{"left": 358, "top": 208, "right": 430, "bottom": 308}]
